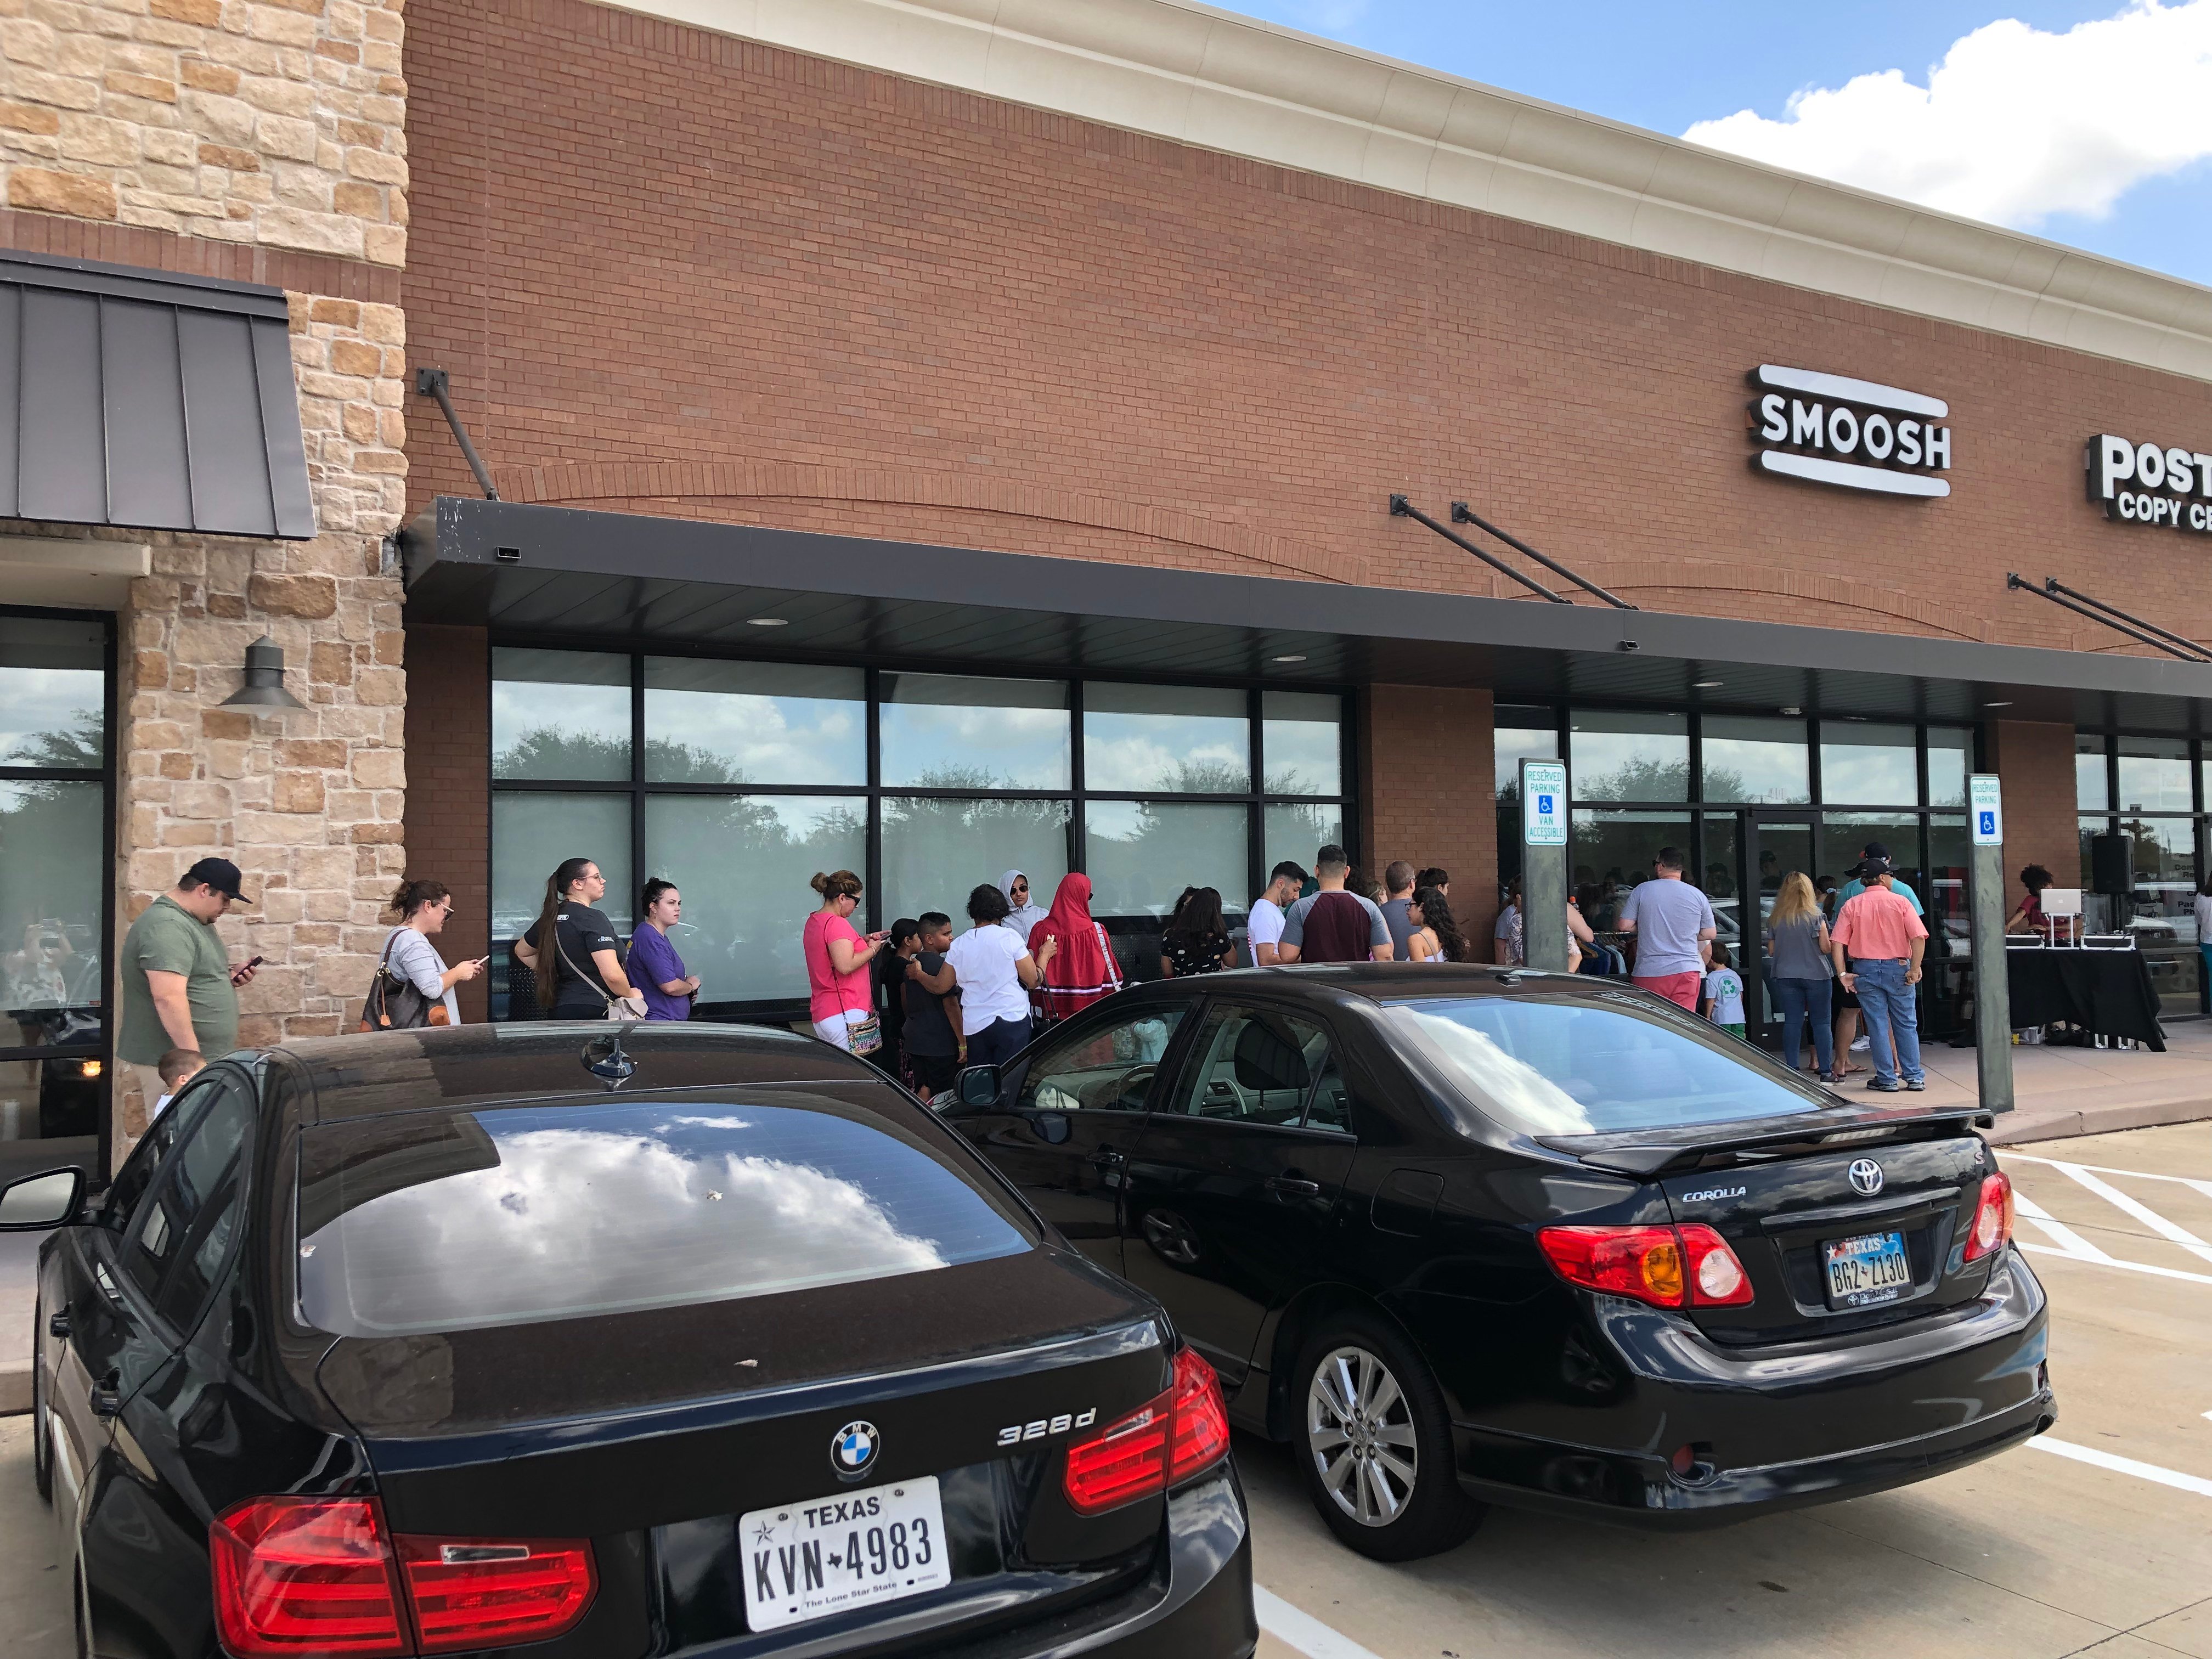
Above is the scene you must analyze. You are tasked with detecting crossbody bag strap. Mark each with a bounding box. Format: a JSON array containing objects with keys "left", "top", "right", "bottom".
[{"left": 551, "top": 922, "right": 614, "bottom": 1009}]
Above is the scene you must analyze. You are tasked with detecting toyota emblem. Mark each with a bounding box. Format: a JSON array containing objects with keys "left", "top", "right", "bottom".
[{"left": 1848, "top": 1158, "right": 1885, "bottom": 1197}]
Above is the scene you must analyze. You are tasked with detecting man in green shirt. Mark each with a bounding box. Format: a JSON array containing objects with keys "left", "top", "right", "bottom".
[{"left": 119, "top": 857, "right": 258, "bottom": 1125}]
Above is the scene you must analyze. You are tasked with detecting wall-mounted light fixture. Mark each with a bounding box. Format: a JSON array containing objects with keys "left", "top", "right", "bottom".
[{"left": 218, "top": 635, "right": 306, "bottom": 709}]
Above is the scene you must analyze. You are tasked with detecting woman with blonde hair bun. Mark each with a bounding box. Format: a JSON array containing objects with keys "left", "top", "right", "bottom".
[
  {"left": 803, "top": 869, "right": 889, "bottom": 1053},
  {"left": 1763, "top": 870, "right": 1835, "bottom": 1082}
]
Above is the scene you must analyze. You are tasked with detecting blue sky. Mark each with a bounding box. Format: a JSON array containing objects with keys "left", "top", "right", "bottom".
[{"left": 1228, "top": 2, "right": 2212, "bottom": 287}]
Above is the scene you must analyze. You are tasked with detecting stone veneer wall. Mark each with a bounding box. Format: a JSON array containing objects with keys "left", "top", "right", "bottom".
[{"left": 0, "top": 0, "right": 408, "bottom": 1156}]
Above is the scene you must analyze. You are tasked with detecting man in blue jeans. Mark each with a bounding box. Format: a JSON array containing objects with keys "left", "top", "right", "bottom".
[{"left": 1829, "top": 857, "right": 1929, "bottom": 1092}]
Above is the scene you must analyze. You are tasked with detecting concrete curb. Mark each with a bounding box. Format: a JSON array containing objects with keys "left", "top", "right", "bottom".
[
  {"left": 0, "top": 1365, "right": 29, "bottom": 1417},
  {"left": 1987, "top": 1096, "right": 2212, "bottom": 1147}
]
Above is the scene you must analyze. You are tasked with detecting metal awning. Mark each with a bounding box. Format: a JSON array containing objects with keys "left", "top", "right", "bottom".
[
  {"left": 0, "top": 251, "right": 314, "bottom": 539},
  {"left": 402, "top": 496, "right": 2212, "bottom": 734}
]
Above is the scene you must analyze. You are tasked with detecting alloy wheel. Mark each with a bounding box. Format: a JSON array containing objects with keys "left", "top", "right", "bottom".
[{"left": 1305, "top": 1344, "right": 1419, "bottom": 1527}]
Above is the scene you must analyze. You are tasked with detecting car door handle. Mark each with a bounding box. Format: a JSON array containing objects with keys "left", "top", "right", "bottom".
[
  {"left": 1265, "top": 1176, "right": 1323, "bottom": 1199},
  {"left": 89, "top": 1369, "right": 121, "bottom": 1419},
  {"left": 1087, "top": 1148, "right": 1126, "bottom": 1170},
  {"left": 48, "top": 1310, "right": 70, "bottom": 1340}
]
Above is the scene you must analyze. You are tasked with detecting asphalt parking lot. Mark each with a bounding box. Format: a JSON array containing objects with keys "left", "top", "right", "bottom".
[{"left": 6, "top": 1122, "right": 2209, "bottom": 1659}]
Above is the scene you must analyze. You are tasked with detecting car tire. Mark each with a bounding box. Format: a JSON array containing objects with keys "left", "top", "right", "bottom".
[
  {"left": 1291, "top": 1312, "right": 1485, "bottom": 1561},
  {"left": 32, "top": 1294, "right": 53, "bottom": 1503}
]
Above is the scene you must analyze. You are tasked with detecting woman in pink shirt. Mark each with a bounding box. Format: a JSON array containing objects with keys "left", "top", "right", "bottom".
[{"left": 803, "top": 869, "right": 889, "bottom": 1053}]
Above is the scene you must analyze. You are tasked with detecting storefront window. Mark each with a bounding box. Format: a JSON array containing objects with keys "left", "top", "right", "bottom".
[
  {"left": 1571, "top": 810, "right": 1692, "bottom": 932},
  {"left": 1494, "top": 707, "right": 1558, "bottom": 799},
  {"left": 882, "top": 797, "right": 1070, "bottom": 928},
  {"left": 1086, "top": 802, "right": 1249, "bottom": 917},
  {"left": 1571, "top": 712, "right": 1688, "bottom": 802},
  {"left": 1701, "top": 716, "right": 1809, "bottom": 805},
  {"left": 645, "top": 794, "right": 867, "bottom": 1004},
  {"left": 1265, "top": 803, "right": 1341, "bottom": 885},
  {"left": 2075, "top": 735, "right": 2111, "bottom": 812},
  {"left": 490, "top": 792, "right": 634, "bottom": 943},
  {"left": 880, "top": 673, "right": 1070, "bottom": 790},
  {"left": 1262, "top": 691, "right": 1341, "bottom": 797},
  {"left": 1084, "top": 684, "right": 1248, "bottom": 793},
  {"left": 644, "top": 659, "right": 864, "bottom": 785},
  {"left": 2117, "top": 737, "right": 2193, "bottom": 814},
  {"left": 1926, "top": 729, "right": 1971, "bottom": 808},
  {"left": 1819, "top": 723, "right": 1917, "bottom": 806},
  {"left": 1821, "top": 813, "right": 1918, "bottom": 890},
  {"left": 0, "top": 614, "right": 110, "bottom": 1154},
  {"left": 492, "top": 649, "right": 630, "bottom": 781}
]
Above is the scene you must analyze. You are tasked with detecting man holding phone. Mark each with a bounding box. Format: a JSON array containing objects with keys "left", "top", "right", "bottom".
[{"left": 118, "top": 857, "right": 258, "bottom": 1135}]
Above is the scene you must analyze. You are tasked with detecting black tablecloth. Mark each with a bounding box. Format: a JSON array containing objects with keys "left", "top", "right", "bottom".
[{"left": 2006, "top": 949, "right": 2166, "bottom": 1051}]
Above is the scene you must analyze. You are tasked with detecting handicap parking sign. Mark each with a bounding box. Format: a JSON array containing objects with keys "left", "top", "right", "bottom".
[
  {"left": 1522, "top": 761, "right": 1568, "bottom": 847},
  {"left": 1970, "top": 776, "right": 2003, "bottom": 847}
]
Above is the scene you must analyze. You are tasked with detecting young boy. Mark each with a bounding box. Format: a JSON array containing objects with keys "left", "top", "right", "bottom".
[
  {"left": 900, "top": 912, "right": 962, "bottom": 1102},
  {"left": 1701, "top": 940, "right": 1747, "bottom": 1039},
  {"left": 152, "top": 1047, "right": 204, "bottom": 1120}
]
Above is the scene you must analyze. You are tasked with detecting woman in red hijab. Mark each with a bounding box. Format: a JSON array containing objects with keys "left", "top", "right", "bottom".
[{"left": 1028, "top": 873, "right": 1124, "bottom": 1022}]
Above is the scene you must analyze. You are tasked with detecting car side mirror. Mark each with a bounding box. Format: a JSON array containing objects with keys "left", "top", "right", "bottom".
[
  {"left": 953, "top": 1065, "right": 1001, "bottom": 1110},
  {"left": 0, "top": 1166, "right": 85, "bottom": 1231}
]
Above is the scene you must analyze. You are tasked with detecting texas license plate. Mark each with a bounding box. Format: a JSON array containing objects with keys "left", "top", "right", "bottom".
[
  {"left": 1824, "top": 1229, "right": 1911, "bottom": 1307},
  {"left": 740, "top": 1476, "right": 951, "bottom": 1632}
]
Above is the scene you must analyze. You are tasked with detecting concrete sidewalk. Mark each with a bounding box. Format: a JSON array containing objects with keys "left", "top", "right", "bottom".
[{"left": 1900, "top": 1017, "right": 2212, "bottom": 1145}]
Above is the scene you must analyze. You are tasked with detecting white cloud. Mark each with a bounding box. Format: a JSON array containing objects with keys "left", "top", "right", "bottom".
[{"left": 1683, "top": 2, "right": 2212, "bottom": 230}]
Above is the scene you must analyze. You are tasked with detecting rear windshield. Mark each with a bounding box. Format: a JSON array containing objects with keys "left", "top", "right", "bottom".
[
  {"left": 297, "top": 1094, "right": 1033, "bottom": 1337},
  {"left": 1384, "top": 992, "right": 1829, "bottom": 1136}
]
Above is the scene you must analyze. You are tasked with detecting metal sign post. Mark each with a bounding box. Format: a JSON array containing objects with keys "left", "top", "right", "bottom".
[
  {"left": 1968, "top": 775, "right": 2014, "bottom": 1114},
  {"left": 1521, "top": 759, "right": 1570, "bottom": 972}
]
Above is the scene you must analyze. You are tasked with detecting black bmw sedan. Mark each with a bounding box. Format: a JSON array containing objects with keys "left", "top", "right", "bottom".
[
  {"left": 941, "top": 965, "right": 2055, "bottom": 1561},
  {"left": 4, "top": 1023, "right": 1255, "bottom": 1658}
]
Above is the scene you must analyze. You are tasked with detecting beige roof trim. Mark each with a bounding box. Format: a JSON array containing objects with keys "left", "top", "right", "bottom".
[{"left": 625, "top": 0, "right": 2212, "bottom": 383}]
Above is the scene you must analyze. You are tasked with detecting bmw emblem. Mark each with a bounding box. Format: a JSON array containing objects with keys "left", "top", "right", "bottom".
[
  {"left": 1848, "top": 1158, "right": 1885, "bottom": 1197},
  {"left": 832, "top": 1421, "right": 879, "bottom": 1479}
]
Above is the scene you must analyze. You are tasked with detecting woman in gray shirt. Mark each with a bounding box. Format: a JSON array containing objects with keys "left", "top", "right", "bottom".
[
  {"left": 1763, "top": 871, "right": 1835, "bottom": 1082},
  {"left": 381, "top": 878, "right": 486, "bottom": 1026}
]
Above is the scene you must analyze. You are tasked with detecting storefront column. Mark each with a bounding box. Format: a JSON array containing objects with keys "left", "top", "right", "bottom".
[
  {"left": 1360, "top": 685, "right": 1496, "bottom": 947},
  {"left": 399, "top": 625, "right": 493, "bottom": 1023},
  {"left": 1985, "top": 720, "right": 2078, "bottom": 901}
]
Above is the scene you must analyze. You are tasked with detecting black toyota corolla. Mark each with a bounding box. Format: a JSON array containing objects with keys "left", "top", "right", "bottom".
[
  {"left": 5, "top": 1023, "right": 1255, "bottom": 1659},
  {"left": 939, "top": 965, "right": 2054, "bottom": 1561}
]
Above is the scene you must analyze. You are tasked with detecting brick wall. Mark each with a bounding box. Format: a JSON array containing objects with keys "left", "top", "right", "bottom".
[
  {"left": 403, "top": 0, "right": 2212, "bottom": 656},
  {"left": 1987, "top": 720, "right": 2080, "bottom": 904},
  {"left": 1360, "top": 686, "right": 1497, "bottom": 953},
  {"left": 399, "top": 623, "right": 489, "bottom": 1022}
]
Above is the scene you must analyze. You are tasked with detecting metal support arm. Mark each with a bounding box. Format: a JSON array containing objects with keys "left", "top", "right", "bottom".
[
  {"left": 1389, "top": 496, "right": 1567, "bottom": 602},
  {"left": 414, "top": 367, "right": 501, "bottom": 501},
  {"left": 2006, "top": 573, "right": 2205, "bottom": 661},
  {"left": 1451, "top": 502, "right": 1637, "bottom": 610}
]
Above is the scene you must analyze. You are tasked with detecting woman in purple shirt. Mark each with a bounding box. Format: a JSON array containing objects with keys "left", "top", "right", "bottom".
[{"left": 629, "top": 879, "right": 701, "bottom": 1020}]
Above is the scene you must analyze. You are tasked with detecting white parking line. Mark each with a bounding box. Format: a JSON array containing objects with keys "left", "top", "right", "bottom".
[
  {"left": 2042, "top": 1163, "right": 2212, "bottom": 1265},
  {"left": 2012, "top": 1192, "right": 2113, "bottom": 1261},
  {"left": 1254, "top": 1585, "right": 1387, "bottom": 1659},
  {"left": 2028, "top": 1436, "right": 2212, "bottom": 1499},
  {"left": 2005, "top": 1154, "right": 2212, "bottom": 1201},
  {"left": 2018, "top": 1243, "right": 2212, "bottom": 1286}
]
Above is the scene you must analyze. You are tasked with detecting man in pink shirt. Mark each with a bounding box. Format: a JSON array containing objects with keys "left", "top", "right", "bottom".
[{"left": 1829, "top": 857, "right": 1928, "bottom": 1092}]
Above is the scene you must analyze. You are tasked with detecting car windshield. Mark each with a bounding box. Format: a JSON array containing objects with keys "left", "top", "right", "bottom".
[
  {"left": 297, "top": 1094, "right": 1034, "bottom": 1337},
  {"left": 1383, "top": 992, "right": 1830, "bottom": 1136}
]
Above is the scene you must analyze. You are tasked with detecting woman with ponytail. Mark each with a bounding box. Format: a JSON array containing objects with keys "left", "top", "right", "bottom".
[
  {"left": 1406, "top": 886, "right": 1471, "bottom": 963},
  {"left": 514, "top": 857, "right": 637, "bottom": 1018},
  {"left": 370, "top": 878, "right": 486, "bottom": 1027},
  {"left": 803, "top": 870, "right": 890, "bottom": 1052}
]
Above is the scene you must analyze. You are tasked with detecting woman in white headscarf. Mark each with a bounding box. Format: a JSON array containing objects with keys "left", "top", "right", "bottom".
[{"left": 999, "top": 870, "right": 1050, "bottom": 940}]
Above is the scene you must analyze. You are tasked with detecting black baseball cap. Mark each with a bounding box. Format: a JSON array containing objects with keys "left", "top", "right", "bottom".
[
  {"left": 1860, "top": 856, "right": 1895, "bottom": 879},
  {"left": 1861, "top": 840, "right": 1891, "bottom": 860},
  {"left": 180, "top": 857, "right": 251, "bottom": 901}
]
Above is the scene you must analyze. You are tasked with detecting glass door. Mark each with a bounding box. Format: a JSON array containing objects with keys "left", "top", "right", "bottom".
[{"left": 1747, "top": 813, "right": 1820, "bottom": 1041}]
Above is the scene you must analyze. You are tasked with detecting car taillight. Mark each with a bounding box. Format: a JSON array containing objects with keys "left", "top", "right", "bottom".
[
  {"left": 211, "top": 1498, "right": 409, "bottom": 1657},
  {"left": 1537, "top": 1223, "right": 1755, "bottom": 1310},
  {"left": 395, "top": 1537, "right": 596, "bottom": 1654},
  {"left": 212, "top": 1498, "right": 595, "bottom": 1657},
  {"left": 1063, "top": 1347, "right": 1232, "bottom": 1515},
  {"left": 1963, "top": 1170, "right": 2015, "bottom": 1262}
]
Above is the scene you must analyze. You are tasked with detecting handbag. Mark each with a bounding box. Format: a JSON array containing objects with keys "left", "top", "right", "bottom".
[
  {"left": 359, "top": 932, "right": 450, "bottom": 1031},
  {"left": 554, "top": 924, "right": 648, "bottom": 1021},
  {"left": 844, "top": 1010, "right": 883, "bottom": 1056}
]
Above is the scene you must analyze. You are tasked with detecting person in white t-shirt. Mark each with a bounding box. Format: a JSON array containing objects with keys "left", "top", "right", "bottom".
[
  {"left": 2196, "top": 876, "right": 2212, "bottom": 998},
  {"left": 1246, "top": 861, "right": 1307, "bottom": 966},
  {"left": 947, "top": 882, "right": 1056, "bottom": 1068}
]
